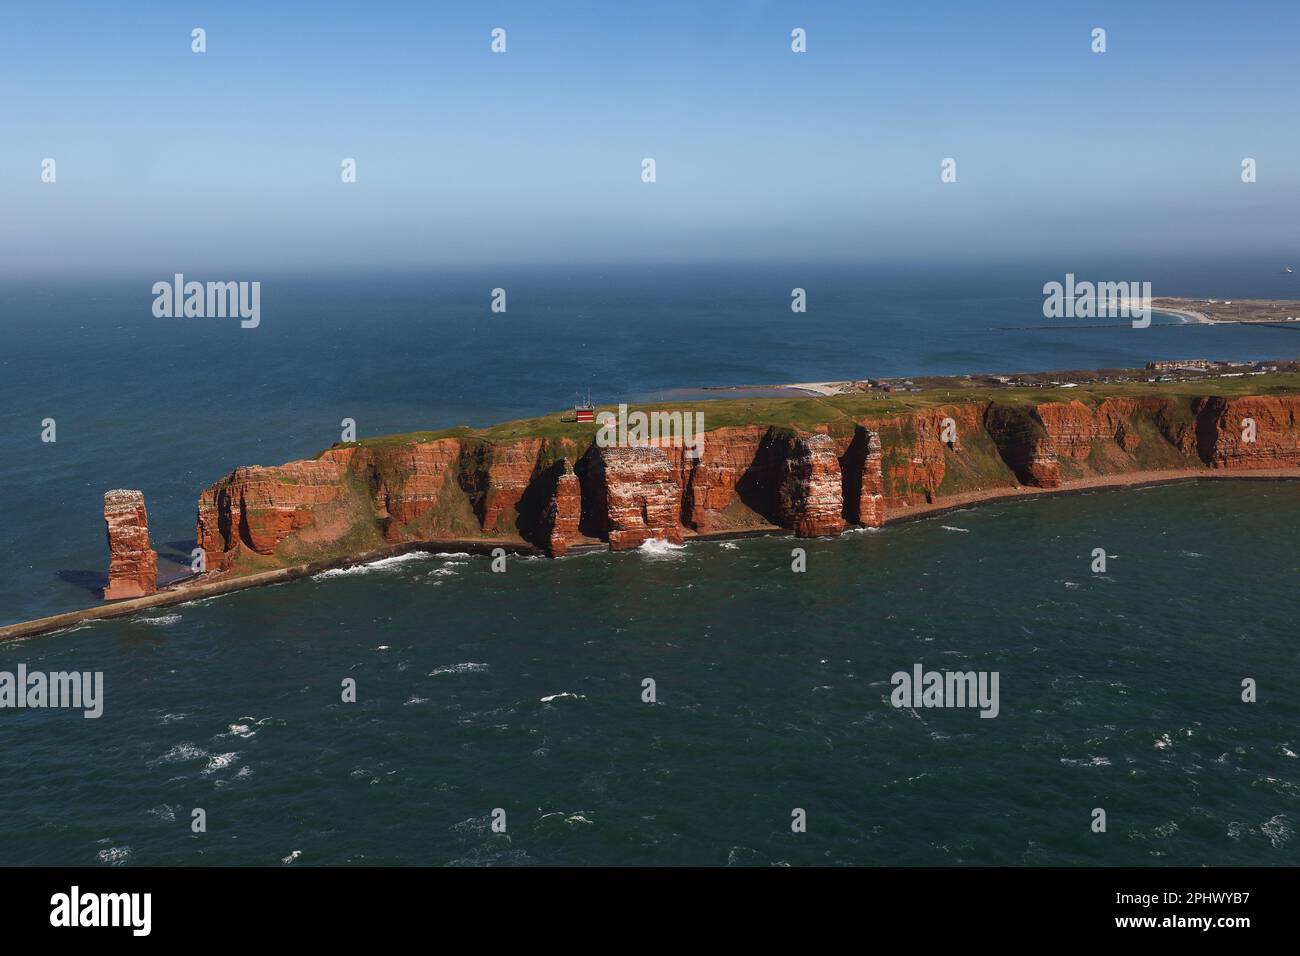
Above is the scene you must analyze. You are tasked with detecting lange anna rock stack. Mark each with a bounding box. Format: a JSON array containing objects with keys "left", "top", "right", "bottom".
[{"left": 103, "top": 489, "right": 158, "bottom": 600}]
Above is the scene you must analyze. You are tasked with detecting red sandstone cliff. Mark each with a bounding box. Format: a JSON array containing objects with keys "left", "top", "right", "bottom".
[
  {"left": 196, "top": 453, "right": 355, "bottom": 570},
  {"left": 539, "top": 460, "right": 582, "bottom": 556},
  {"left": 1196, "top": 396, "right": 1300, "bottom": 469},
  {"left": 1034, "top": 398, "right": 1154, "bottom": 460},
  {"left": 584, "top": 445, "right": 685, "bottom": 550},
  {"left": 185, "top": 392, "right": 1300, "bottom": 576},
  {"left": 679, "top": 426, "right": 769, "bottom": 532},
  {"left": 857, "top": 428, "right": 885, "bottom": 527},
  {"left": 776, "top": 433, "right": 846, "bottom": 537},
  {"left": 104, "top": 490, "right": 158, "bottom": 600},
  {"left": 984, "top": 404, "right": 1061, "bottom": 488}
]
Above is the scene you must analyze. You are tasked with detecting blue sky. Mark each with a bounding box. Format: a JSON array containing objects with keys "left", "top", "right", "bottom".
[{"left": 1, "top": 0, "right": 1296, "bottom": 274}]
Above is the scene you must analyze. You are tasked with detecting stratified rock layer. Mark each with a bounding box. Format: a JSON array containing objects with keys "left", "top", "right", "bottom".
[
  {"left": 539, "top": 460, "right": 581, "bottom": 557},
  {"left": 586, "top": 445, "right": 685, "bottom": 551},
  {"left": 777, "top": 433, "right": 846, "bottom": 537},
  {"left": 197, "top": 455, "right": 353, "bottom": 569},
  {"left": 103, "top": 490, "right": 158, "bottom": 600},
  {"left": 1197, "top": 396, "right": 1300, "bottom": 469},
  {"left": 680, "top": 426, "right": 769, "bottom": 531},
  {"left": 985, "top": 404, "right": 1061, "bottom": 488},
  {"left": 858, "top": 429, "right": 885, "bottom": 527}
]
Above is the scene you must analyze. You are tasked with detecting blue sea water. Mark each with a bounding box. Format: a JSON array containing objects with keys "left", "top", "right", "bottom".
[{"left": 0, "top": 261, "right": 1297, "bottom": 865}]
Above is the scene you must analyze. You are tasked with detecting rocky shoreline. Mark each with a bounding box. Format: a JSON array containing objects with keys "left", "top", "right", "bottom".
[
  {"left": 5, "top": 377, "right": 1300, "bottom": 642},
  {"left": 4, "top": 468, "right": 1298, "bottom": 644}
]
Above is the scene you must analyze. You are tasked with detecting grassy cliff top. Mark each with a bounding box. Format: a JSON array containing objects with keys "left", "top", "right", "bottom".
[{"left": 342, "top": 372, "right": 1300, "bottom": 451}]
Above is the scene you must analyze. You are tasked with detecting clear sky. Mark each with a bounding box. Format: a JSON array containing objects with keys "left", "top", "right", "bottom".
[{"left": 2, "top": 0, "right": 1296, "bottom": 275}]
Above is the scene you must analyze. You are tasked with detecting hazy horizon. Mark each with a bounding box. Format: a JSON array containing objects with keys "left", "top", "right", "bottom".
[{"left": 3, "top": 0, "right": 1297, "bottom": 277}]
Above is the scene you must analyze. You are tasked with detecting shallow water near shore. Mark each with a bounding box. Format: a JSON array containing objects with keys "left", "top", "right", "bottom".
[{"left": 0, "top": 481, "right": 1297, "bottom": 866}]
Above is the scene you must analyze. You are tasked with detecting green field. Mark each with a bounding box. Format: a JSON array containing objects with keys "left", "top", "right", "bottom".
[{"left": 327, "top": 373, "right": 1300, "bottom": 454}]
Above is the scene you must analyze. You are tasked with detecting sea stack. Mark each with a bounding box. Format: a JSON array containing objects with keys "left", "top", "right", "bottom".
[{"left": 103, "top": 489, "right": 158, "bottom": 600}]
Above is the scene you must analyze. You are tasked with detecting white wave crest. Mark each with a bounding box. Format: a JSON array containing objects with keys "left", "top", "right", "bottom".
[
  {"left": 313, "top": 551, "right": 433, "bottom": 579},
  {"left": 201, "top": 752, "right": 239, "bottom": 775},
  {"left": 636, "top": 538, "right": 687, "bottom": 557},
  {"left": 136, "top": 613, "right": 181, "bottom": 626},
  {"left": 430, "top": 662, "right": 489, "bottom": 676},
  {"left": 1262, "top": 815, "right": 1292, "bottom": 848},
  {"left": 153, "top": 742, "right": 207, "bottom": 764},
  {"left": 96, "top": 846, "right": 132, "bottom": 866},
  {"left": 217, "top": 723, "right": 256, "bottom": 739},
  {"left": 1060, "top": 756, "right": 1111, "bottom": 768}
]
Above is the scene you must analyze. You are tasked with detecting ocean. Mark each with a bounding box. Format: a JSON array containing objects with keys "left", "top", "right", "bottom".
[{"left": 1, "top": 260, "right": 1297, "bottom": 865}]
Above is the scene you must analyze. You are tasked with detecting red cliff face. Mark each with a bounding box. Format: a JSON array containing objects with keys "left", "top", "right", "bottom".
[
  {"left": 188, "top": 391, "right": 1300, "bottom": 576},
  {"left": 868, "top": 409, "right": 952, "bottom": 507},
  {"left": 586, "top": 445, "right": 685, "bottom": 550},
  {"left": 1026, "top": 452, "right": 1061, "bottom": 488},
  {"left": 1197, "top": 396, "right": 1300, "bottom": 469},
  {"left": 103, "top": 489, "right": 157, "bottom": 600},
  {"left": 197, "top": 456, "right": 353, "bottom": 569},
  {"left": 1035, "top": 398, "right": 1154, "bottom": 459},
  {"left": 680, "top": 426, "right": 769, "bottom": 531},
  {"left": 539, "top": 460, "right": 581, "bottom": 557},
  {"left": 479, "top": 439, "right": 545, "bottom": 534},
  {"left": 858, "top": 429, "right": 885, "bottom": 527},
  {"left": 360, "top": 440, "right": 462, "bottom": 541},
  {"left": 1034, "top": 401, "right": 1094, "bottom": 460},
  {"left": 777, "top": 433, "right": 846, "bottom": 537},
  {"left": 1094, "top": 398, "right": 1144, "bottom": 452},
  {"left": 984, "top": 404, "right": 1061, "bottom": 488}
]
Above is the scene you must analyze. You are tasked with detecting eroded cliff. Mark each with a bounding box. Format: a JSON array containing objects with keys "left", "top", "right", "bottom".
[{"left": 185, "top": 390, "right": 1300, "bottom": 577}]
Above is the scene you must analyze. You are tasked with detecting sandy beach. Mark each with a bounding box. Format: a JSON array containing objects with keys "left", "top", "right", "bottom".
[
  {"left": 785, "top": 381, "right": 854, "bottom": 396},
  {"left": 1149, "top": 305, "right": 1213, "bottom": 324}
]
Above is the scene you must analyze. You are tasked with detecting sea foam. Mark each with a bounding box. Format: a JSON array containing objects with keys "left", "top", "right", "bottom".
[
  {"left": 636, "top": 538, "right": 687, "bottom": 557},
  {"left": 313, "top": 551, "right": 433, "bottom": 579}
]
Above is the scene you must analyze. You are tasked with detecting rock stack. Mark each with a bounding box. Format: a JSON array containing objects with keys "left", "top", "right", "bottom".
[{"left": 103, "top": 489, "right": 158, "bottom": 600}]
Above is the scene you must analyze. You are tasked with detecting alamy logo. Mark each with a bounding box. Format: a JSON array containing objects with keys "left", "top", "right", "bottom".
[
  {"left": 890, "top": 663, "right": 999, "bottom": 718},
  {"left": 152, "top": 274, "right": 261, "bottom": 328},
  {"left": 0, "top": 665, "right": 103, "bottom": 718},
  {"left": 596, "top": 403, "right": 705, "bottom": 459},
  {"left": 50, "top": 886, "right": 150, "bottom": 936},
  {"left": 1043, "top": 273, "right": 1151, "bottom": 328}
]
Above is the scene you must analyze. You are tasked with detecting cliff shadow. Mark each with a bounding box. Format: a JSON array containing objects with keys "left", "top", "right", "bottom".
[
  {"left": 158, "top": 539, "right": 197, "bottom": 564},
  {"left": 839, "top": 425, "right": 869, "bottom": 525},
  {"left": 574, "top": 444, "right": 606, "bottom": 539},
  {"left": 456, "top": 440, "right": 493, "bottom": 528},
  {"left": 734, "top": 428, "right": 788, "bottom": 525},
  {"left": 1194, "top": 397, "right": 1227, "bottom": 466},
  {"left": 57, "top": 569, "right": 107, "bottom": 597},
  {"left": 984, "top": 403, "right": 1048, "bottom": 484},
  {"left": 516, "top": 458, "right": 567, "bottom": 547}
]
